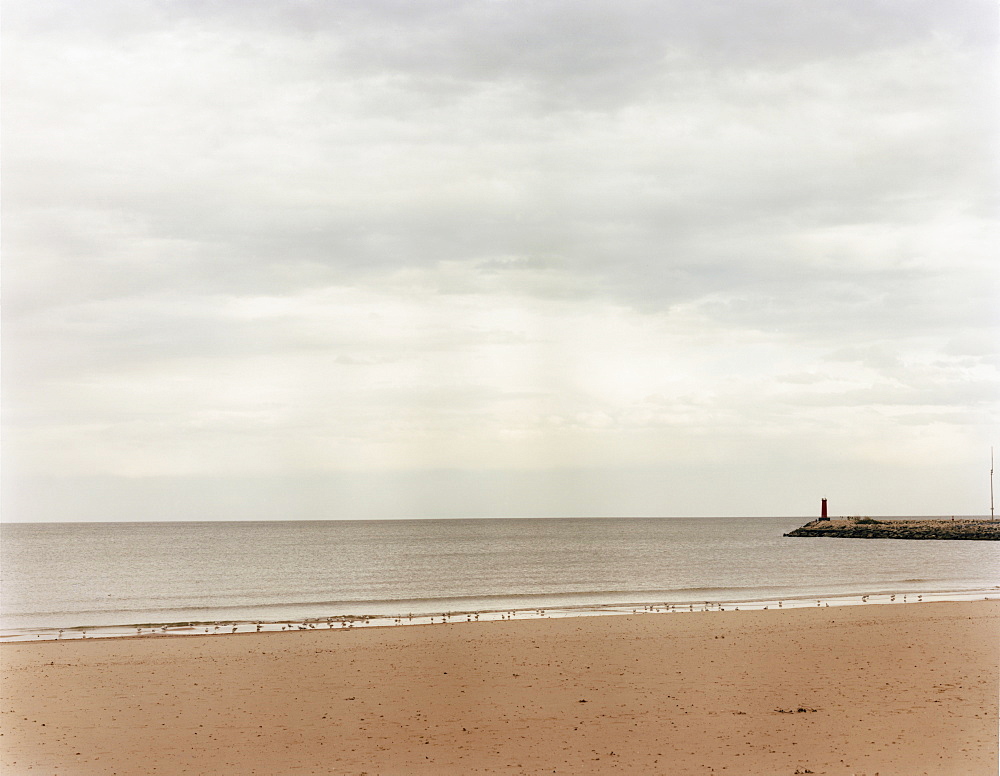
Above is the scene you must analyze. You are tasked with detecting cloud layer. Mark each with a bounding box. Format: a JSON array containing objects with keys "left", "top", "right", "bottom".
[{"left": 3, "top": 0, "right": 998, "bottom": 519}]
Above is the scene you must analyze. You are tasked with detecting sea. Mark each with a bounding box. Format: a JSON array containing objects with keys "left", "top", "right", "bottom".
[{"left": 1, "top": 517, "right": 997, "bottom": 639}]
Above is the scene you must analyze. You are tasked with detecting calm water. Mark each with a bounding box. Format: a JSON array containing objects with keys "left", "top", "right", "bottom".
[{"left": 1, "top": 517, "right": 997, "bottom": 633}]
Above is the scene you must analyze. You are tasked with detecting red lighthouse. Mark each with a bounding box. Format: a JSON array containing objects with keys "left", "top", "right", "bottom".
[{"left": 821, "top": 498, "right": 828, "bottom": 519}]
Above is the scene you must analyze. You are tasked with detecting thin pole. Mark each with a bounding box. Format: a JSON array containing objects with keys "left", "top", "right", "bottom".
[{"left": 991, "top": 446, "right": 995, "bottom": 520}]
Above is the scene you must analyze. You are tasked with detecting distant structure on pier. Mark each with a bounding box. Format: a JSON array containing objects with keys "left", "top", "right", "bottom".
[{"left": 820, "top": 498, "right": 829, "bottom": 521}]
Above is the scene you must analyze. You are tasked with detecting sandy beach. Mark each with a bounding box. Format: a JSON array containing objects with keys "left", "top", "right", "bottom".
[{"left": 2, "top": 601, "right": 997, "bottom": 775}]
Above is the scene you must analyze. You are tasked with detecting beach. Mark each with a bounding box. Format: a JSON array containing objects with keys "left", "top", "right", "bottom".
[{"left": 1, "top": 600, "right": 996, "bottom": 775}]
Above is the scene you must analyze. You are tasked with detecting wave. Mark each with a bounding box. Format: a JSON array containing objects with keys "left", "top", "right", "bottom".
[
  {"left": 4, "top": 585, "right": 998, "bottom": 639},
  {"left": 6, "top": 585, "right": 811, "bottom": 619},
  {"left": 8, "top": 581, "right": 996, "bottom": 627}
]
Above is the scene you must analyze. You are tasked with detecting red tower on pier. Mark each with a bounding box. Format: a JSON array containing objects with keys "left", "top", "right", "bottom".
[{"left": 821, "top": 498, "right": 828, "bottom": 519}]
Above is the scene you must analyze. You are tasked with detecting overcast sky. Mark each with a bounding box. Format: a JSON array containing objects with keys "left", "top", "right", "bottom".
[{"left": 3, "top": 0, "right": 998, "bottom": 521}]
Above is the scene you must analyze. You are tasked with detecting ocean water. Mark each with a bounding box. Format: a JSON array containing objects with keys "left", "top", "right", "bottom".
[{"left": 1, "top": 517, "right": 997, "bottom": 635}]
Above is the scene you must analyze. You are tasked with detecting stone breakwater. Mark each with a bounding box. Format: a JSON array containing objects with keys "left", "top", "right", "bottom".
[{"left": 784, "top": 518, "right": 1000, "bottom": 540}]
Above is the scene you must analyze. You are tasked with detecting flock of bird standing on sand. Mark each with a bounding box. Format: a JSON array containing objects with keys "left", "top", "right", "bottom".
[{"left": 45, "top": 592, "right": 941, "bottom": 640}]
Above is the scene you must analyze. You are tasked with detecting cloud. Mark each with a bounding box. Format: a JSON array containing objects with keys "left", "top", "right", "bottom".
[
  {"left": 6, "top": 1, "right": 994, "bottom": 307},
  {"left": 2, "top": 0, "right": 997, "bottom": 519}
]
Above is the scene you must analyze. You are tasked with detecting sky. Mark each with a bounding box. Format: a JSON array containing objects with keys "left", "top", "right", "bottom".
[{"left": 2, "top": 0, "right": 998, "bottom": 522}]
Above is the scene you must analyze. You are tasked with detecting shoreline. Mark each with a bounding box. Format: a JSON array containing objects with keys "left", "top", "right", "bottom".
[
  {"left": 4, "top": 585, "right": 997, "bottom": 642},
  {"left": 3, "top": 600, "right": 997, "bottom": 775}
]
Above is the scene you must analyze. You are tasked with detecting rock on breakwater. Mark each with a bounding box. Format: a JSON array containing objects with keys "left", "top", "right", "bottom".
[{"left": 784, "top": 518, "right": 1000, "bottom": 540}]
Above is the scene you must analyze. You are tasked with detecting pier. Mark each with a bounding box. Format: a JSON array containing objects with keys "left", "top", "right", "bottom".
[{"left": 784, "top": 517, "right": 1000, "bottom": 540}]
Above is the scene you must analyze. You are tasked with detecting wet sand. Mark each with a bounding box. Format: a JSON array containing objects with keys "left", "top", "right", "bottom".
[{"left": 2, "top": 600, "right": 997, "bottom": 775}]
